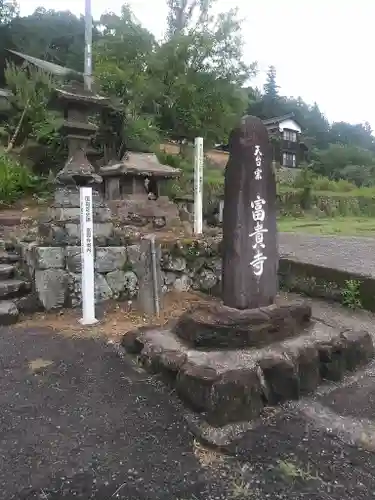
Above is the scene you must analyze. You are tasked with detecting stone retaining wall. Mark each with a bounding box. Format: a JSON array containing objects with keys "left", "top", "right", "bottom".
[
  {"left": 17, "top": 238, "right": 222, "bottom": 311},
  {"left": 15, "top": 236, "right": 375, "bottom": 312}
]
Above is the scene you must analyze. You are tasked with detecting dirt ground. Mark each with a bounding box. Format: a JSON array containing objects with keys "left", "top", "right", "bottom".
[{"left": 19, "top": 291, "right": 218, "bottom": 343}]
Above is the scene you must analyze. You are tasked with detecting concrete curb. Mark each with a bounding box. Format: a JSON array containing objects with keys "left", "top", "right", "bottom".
[{"left": 279, "top": 257, "right": 375, "bottom": 312}]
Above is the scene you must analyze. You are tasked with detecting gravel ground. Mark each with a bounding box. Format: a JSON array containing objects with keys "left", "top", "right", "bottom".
[
  {"left": 279, "top": 233, "right": 375, "bottom": 277},
  {"left": 2, "top": 297, "right": 375, "bottom": 499}
]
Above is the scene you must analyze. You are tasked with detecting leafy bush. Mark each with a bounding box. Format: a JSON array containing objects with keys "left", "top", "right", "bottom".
[
  {"left": 342, "top": 280, "right": 362, "bottom": 309},
  {"left": 0, "top": 151, "right": 50, "bottom": 204},
  {"left": 340, "top": 164, "right": 375, "bottom": 187},
  {"left": 293, "top": 169, "right": 357, "bottom": 193},
  {"left": 312, "top": 176, "right": 356, "bottom": 192},
  {"left": 124, "top": 115, "right": 160, "bottom": 153},
  {"left": 311, "top": 144, "right": 375, "bottom": 187},
  {"left": 156, "top": 150, "right": 224, "bottom": 213}
]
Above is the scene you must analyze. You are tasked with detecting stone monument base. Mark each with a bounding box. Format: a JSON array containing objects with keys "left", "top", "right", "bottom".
[
  {"left": 173, "top": 299, "right": 311, "bottom": 349},
  {"left": 121, "top": 298, "right": 375, "bottom": 434}
]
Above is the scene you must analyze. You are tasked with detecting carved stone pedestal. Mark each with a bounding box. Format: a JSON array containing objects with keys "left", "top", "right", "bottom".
[
  {"left": 173, "top": 299, "right": 311, "bottom": 349},
  {"left": 121, "top": 303, "right": 374, "bottom": 434}
]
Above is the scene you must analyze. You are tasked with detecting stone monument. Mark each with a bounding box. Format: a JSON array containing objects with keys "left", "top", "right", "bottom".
[
  {"left": 222, "top": 115, "right": 277, "bottom": 309},
  {"left": 173, "top": 115, "right": 310, "bottom": 349},
  {"left": 120, "top": 116, "right": 374, "bottom": 435}
]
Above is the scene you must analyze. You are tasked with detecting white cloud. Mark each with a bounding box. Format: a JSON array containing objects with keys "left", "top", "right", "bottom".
[{"left": 18, "top": 0, "right": 375, "bottom": 129}]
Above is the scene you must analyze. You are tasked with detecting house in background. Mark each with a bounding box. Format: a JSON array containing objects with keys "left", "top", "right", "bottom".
[
  {"left": 263, "top": 112, "right": 309, "bottom": 168},
  {"left": 214, "top": 112, "right": 309, "bottom": 168}
]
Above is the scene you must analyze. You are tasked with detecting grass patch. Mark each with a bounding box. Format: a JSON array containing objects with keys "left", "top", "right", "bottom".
[
  {"left": 0, "top": 150, "right": 51, "bottom": 205},
  {"left": 278, "top": 216, "right": 375, "bottom": 236}
]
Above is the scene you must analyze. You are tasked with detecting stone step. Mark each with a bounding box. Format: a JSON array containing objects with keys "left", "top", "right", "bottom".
[
  {"left": 0, "top": 214, "right": 21, "bottom": 226},
  {"left": 0, "top": 264, "right": 15, "bottom": 280},
  {"left": 0, "top": 279, "right": 30, "bottom": 300},
  {"left": 0, "top": 300, "right": 19, "bottom": 325},
  {"left": 0, "top": 251, "right": 19, "bottom": 264}
]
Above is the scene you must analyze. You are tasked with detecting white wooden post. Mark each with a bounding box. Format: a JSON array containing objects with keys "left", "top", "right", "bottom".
[
  {"left": 79, "top": 186, "right": 97, "bottom": 325},
  {"left": 219, "top": 199, "right": 224, "bottom": 223},
  {"left": 194, "top": 137, "right": 204, "bottom": 235}
]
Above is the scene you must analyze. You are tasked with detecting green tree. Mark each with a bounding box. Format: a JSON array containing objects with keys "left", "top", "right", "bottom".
[
  {"left": 312, "top": 143, "right": 375, "bottom": 184},
  {"left": 247, "top": 66, "right": 283, "bottom": 119},
  {"left": 1, "top": 61, "right": 63, "bottom": 168},
  {"left": 330, "top": 121, "right": 374, "bottom": 151},
  {"left": 94, "top": 1, "right": 256, "bottom": 148},
  {"left": 166, "top": 0, "right": 211, "bottom": 37},
  {"left": 0, "top": 0, "right": 18, "bottom": 24},
  {"left": 0, "top": 0, "right": 18, "bottom": 86},
  {"left": 8, "top": 8, "right": 86, "bottom": 71},
  {"left": 261, "top": 65, "right": 281, "bottom": 118},
  {"left": 94, "top": 5, "right": 159, "bottom": 154},
  {"left": 155, "top": 0, "right": 256, "bottom": 144},
  {"left": 94, "top": 6, "right": 156, "bottom": 110},
  {"left": 263, "top": 65, "right": 279, "bottom": 100}
]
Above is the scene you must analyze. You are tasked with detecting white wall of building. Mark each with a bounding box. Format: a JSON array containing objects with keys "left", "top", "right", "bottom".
[{"left": 278, "top": 119, "right": 302, "bottom": 133}]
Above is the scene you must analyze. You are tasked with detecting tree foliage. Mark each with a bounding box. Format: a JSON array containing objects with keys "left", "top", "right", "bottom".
[
  {"left": 0, "top": 0, "right": 18, "bottom": 25},
  {"left": 3, "top": 61, "right": 61, "bottom": 147},
  {"left": 8, "top": 8, "right": 86, "bottom": 71},
  {"left": 92, "top": 0, "right": 254, "bottom": 149},
  {"left": 0, "top": 1, "right": 375, "bottom": 188},
  {"left": 247, "top": 66, "right": 375, "bottom": 185}
]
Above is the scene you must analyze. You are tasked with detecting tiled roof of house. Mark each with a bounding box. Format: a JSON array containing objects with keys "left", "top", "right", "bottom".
[
  {"left": 262, "top": 112, "right": 301, "bottom": 127},
  {"left": 8, "top": 50, "right": 82, "bottom": 79}
]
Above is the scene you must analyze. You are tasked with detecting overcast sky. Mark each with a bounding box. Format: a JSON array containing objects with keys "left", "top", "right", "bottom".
[{"left": 19, "top": 0, "right": 375, "bottom": 129}]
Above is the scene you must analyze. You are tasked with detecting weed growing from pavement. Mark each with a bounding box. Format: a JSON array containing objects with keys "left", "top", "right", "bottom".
[
  {"left": 342, "top": 279, "right": 362, "bottom": 309},
  {"left": 192, "top": 439, "right": 224, "bottom": 468},
  {"left": 276, "top": 459, "right": 318, "bottom": 483},
  {"left": 28, "top": 358, "right": 53, "bottom": 374},
  {"left": 230, "top": 478, "right": 253, "bottom": 498}
]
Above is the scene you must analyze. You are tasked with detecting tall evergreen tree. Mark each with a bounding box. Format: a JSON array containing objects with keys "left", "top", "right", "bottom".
[
  {"left": 263, "top": 65, "right": 279, "bottom": 100},
  {"left": 260, "top": 65, "right": 281, "bottom": 118}
]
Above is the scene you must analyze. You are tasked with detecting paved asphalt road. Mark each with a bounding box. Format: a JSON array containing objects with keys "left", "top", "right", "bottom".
[
  {"left": 2, "top": 296, "right": 375, "bottom": 499},
  {"left": 279, "top": 233, "right": 375, "bottom": 278}
]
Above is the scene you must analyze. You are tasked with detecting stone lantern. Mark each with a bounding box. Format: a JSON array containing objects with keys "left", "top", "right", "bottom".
[{"left": 45, "top": 82, "right": 114, "bottom": 246}]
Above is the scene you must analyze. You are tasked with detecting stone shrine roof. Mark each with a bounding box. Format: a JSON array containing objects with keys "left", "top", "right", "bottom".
[
  {"left": 55, "top": 86, "right": 110, "bottom": 106},
  {"left": 100, "top": 152, "right": 180, "bottom": 179}
]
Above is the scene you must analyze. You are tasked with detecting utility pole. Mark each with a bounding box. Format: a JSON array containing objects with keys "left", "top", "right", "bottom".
[{"left": 84, "top": 0, "right": 92, "bottom": 91}]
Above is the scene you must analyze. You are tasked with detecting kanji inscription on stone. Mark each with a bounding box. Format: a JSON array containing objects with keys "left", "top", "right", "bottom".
[{"left": 222, "top": 115, "right": 278, "bottom": 309}]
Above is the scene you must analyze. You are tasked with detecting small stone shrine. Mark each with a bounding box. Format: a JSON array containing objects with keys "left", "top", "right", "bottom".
[
  {"left": 121, "top": 115, "right": 374, "bottom": 439},
  {"left": 99, "top": 151, "right": 183, "bottom": 229}
]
